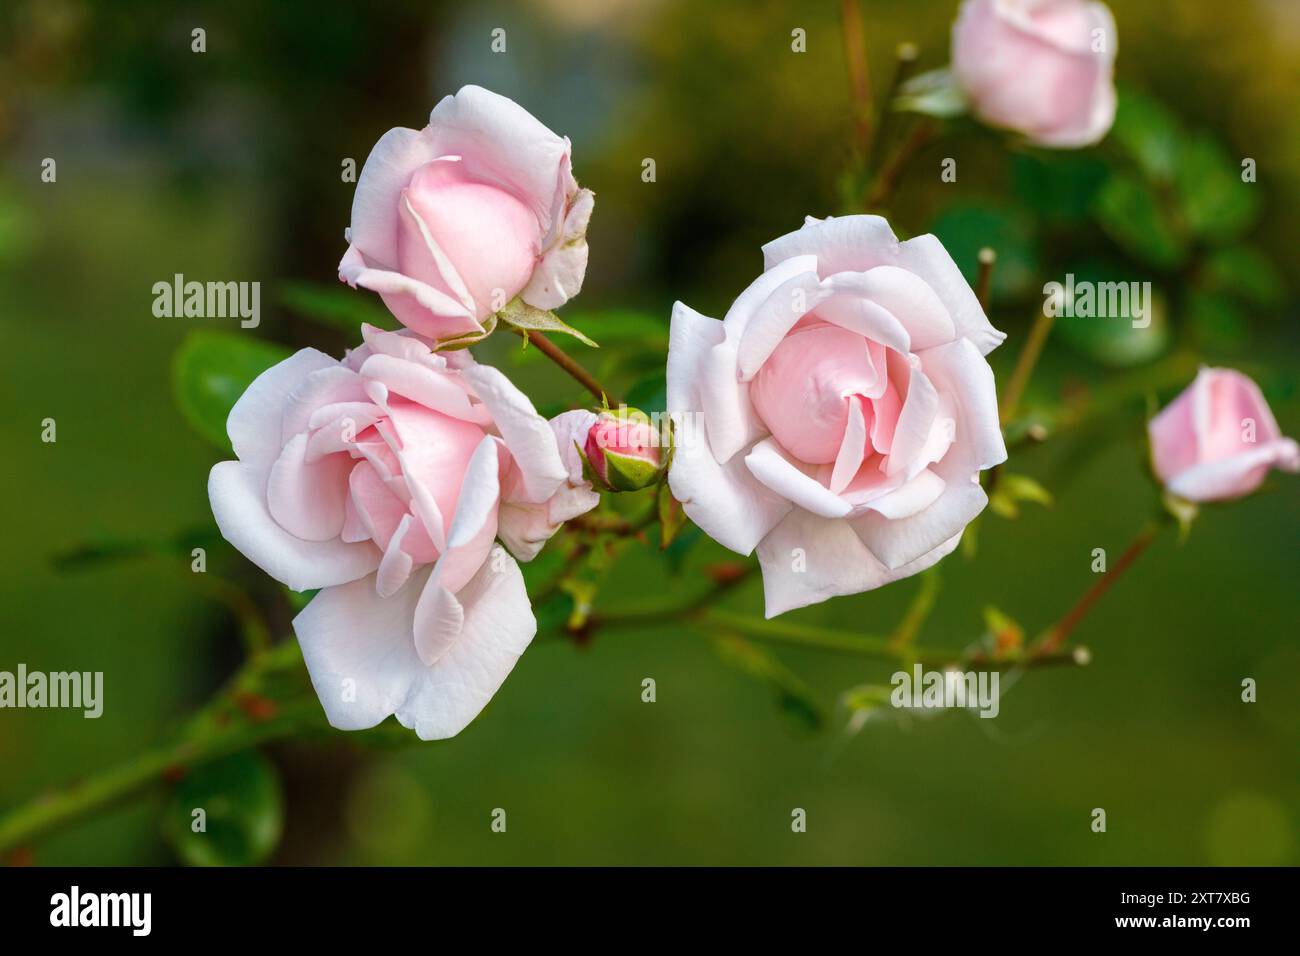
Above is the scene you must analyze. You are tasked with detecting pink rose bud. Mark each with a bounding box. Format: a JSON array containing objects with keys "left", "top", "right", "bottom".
[
  {"left": 1148, "top": 368, "right": 1299, "bottom": 502},
  {"left": 583, "top": 408, "right": 663, "bottom": 492},
  {"left": 952, "top": 0, "right": 1117, "bottom": 148},
  {"left": 339, "top": 85, "right": 594, "bottom": 343}
]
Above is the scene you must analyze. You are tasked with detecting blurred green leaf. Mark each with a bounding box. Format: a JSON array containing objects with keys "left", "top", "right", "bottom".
[
  {"left": 163, "top": 751, "right": 284, "bottom": 866},
  {"left": 989, "top": 472, "right": 1053, "bottom": 519},
  {"left": 277, "top": 280, "right": 397, "bottom": 333},
  {"left": 172, "top": 331, "right": 293, "bottom": 452},
  {"left": 1053, "top": 266, "right": 1171, "bottom": 367},
  {"left": 710, "top": 633, "right": 823, "bottom": 732},
  {"left": 928, "top": 204, "right": 1038, "bottom": 302},
  {"left": 1110, "top": 90, "right": 1182, "bottom": 182},
  {"left": 894, "top": 68, "right": 968, "bottom": 118},
  {"left": 1199, "top": 245, "right": 1285, "bottom": 310},
  {"left": 1172, "top": 134, "right": 1259, "bottom": 242},
  {"left": 1091, "top": 173, "right": 1187, "bottom": 269},
  {"left": 1012, "top": 152, "right": 1110, "bottom": 226}
]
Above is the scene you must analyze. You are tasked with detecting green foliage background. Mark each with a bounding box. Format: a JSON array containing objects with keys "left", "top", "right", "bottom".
[{"left": 0, "top": 0, "right": 1297, "bottom": 865}]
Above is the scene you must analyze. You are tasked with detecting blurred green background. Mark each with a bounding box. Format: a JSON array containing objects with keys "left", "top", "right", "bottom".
[{"left": 1, "top": 0, "right": 1297, "bottom": 866}]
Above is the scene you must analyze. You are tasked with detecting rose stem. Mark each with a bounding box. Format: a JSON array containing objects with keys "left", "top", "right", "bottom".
[
  {"left": 517, "top": 329, "right": 611, "bottom": 403},
  {"left": 999, "top": 305, "right": 1056, "bottom": 425},
  {"left": 1031, "top": 520, "right": 1163, "bottom": 657},
  {"left": 975, "top": 247, "right": 997, "bottom": 315},
  {"left": 0, "top": 642, "right": 320, "bottom": 857},
  {"left": 865, "top": 42, "right": 921, "bottom": 182},
  {"left": 839, "top": 0, "right": 873, "bottom": 156},
  {"left": 865, "top": 117, "right": 937, "bottom": 209}
]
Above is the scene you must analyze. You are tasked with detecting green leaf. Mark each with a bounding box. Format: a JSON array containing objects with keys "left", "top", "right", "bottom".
[
  {"left": 163, "top": 751, "right": 284, "bottom": 866},
  {"left": 1199, "top": 245, "right": 1285, "bottom": 310},
  {"left": 893, "top": 68, "right": 968, "bottom": 118},
  {"left": 990, "top": 471, "right": 1054, "bottom": 521},
  {"left": 497, "top": 298, "right": 598, "bottom": 347},
  {"left": 1012, "top": 151, "right": 1110, "bottom": 226},
  {"left": 1052, "top": 267, "right": 1171, "bottom": 367},
  {"left": 1172, "top": 134, "right": 1259, "bottom": 242},
  {"left": 172, "top": 331, "right": 292, "bottom": 452},
  {"left": 1091, "top": 173, "right": 1188, "bottom": 269},
  {"left": 277, "top": 280, "right": 397, "bottom": 333},
  {"left": 928, "top": 204, "right": 1038, "bottom": 303},
  {"left": 1109, "top": 90, "right": 1183, "bottom": 182}
]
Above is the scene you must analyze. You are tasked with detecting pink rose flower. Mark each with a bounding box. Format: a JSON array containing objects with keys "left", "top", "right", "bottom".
[
  {"left": 1149, "top": 368, "right": 1299, "bottom": 502},
  {"left": 667, "top": 215, "right": 1007, "bottom": 617},
  {"left": 952, "top": 0, "right": 1117, "bottom": 148},
  {"left": 339, "top": 85, "right": 594, "bottom": 343},
  {"left": 207, "top": 325, "right": 596, "bottom": 739}
]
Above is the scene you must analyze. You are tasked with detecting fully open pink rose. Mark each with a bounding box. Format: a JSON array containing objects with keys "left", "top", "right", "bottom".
[
  {"left": 1149, "top": 368, "right": 1299, "bottom": 502},
  {"left": 667, "top": 215, "right": 1007, "bottom": 617},
  {"left": 208, "top": 325, "right": 596, "bottom": 739},
  {"left": 340, "top": 85, "right": 594, "bottom": 343},
  {"left": 952, "top": 0, "right": 1117, "bottom": 148}
]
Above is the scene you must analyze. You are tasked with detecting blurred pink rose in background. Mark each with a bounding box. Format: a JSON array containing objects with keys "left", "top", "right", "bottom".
[
  {"left": 1149, "top": 367, "right": 1299, "bottom": 502},
  {"left": 208, "top": 325, "right": 595, "bottom": 739},
  {"left": 667, "top": 215, "right": 1007, "bottom": 617},
  {"left": 339, "top": 85, "right": 594, "bottom": 343},
  {"left": 952, "top": 0, "right": 1117, "bottom": 148}
]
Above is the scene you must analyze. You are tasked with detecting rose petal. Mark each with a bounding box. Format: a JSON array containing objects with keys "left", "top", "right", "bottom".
[
  {"left": 210, "top": 460, "right": 380, "bottom": 591},
  {"left": 395, "top": 549, "right": 536, "bottom": 740},
  {"left": 226, "top": 348, "right": 337, "bottom": 469},
  {"left": 666, "top": 301, "right": 791, "bottom": 554},
  {"left": 756, "top": 507, "right": 961, "bottom": 617}
]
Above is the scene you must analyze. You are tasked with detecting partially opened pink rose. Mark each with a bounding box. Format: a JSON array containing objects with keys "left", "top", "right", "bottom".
[
  {"left": 208, "top": 325, "right": 596, "bottom": 739},
  {"left": 1149, "top": 368, "right": 1299, "bottom": 502},
  {"left": 340, "top": 85, "right": 594, "bottom": 343},
  {"left": 667, "top": 215, "right": 1007, "bottom": 617},
  {"left": 952, "top": 0, "right": 1117, "bottom": 148}
]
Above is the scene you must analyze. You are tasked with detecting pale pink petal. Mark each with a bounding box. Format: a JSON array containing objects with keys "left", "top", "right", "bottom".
[
  {"left": 209, "top": 460, "right": 380, "bottom": 591},
  {"left": 425, "top": 85, "right": 571, "bottom": 231},
  {"left": 756, "top": 507, "right": 961, "bottom": 617},
  {"left": 734, "top": 271, "right": 827, "bottom": 381},
  {"left": 347, "top": 126, "right": 443, "bottom": 270},
  {"left": 853, "top": 265, "right": 956, "bottom": 350},
  {"left": 226, "top": 348, "right": 336, "bottom": 469},
  {"left": 1167, "top": 438, "right": 1300, "bottom": 502},
  {"left": 339, "top": 245, "right": 482, "bottom": 341},
  {"left": 266, "top": 432, "right": 354, "bottom": 542},
  {"left": 744, "top": 438, "right": 852, "bottom": 519},
  {"left": 917, "top": 337, "right": 1007, "bottom": 475},
  {"left": 522, "top": 187, "right": 594, "bottom": 310},
  {"left": 395, "top": 550, "right": 536, "bottom": 740},
  {"left": 460, "top": 363, "right": 568, "bottom": 504},
  {"left": 666, "top": 302, "right": 791, "bottom": 554},
  {"left": 852, "top": 477, "right": 987, "bottom": 570}
]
